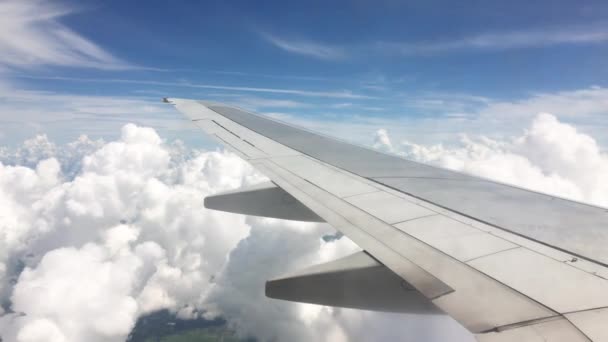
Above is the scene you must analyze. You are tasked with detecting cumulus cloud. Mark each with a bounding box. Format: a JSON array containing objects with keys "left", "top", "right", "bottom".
[
  {"left": 0, "top": 124, "right": 258, "bottom": 341},
  {"left": 1, "top": 133, "right": 105, "bottom": 178},
  {"left": 9, "top": 242, "right": 139, "bottom": 341},
  {"left": 373, "top": 128, "right": 394, "bottom": 153},
  {"left": 0, "top": 123, "right": 471, "bottom": 342},
  {"left": 376, "top": 112, "right": 608, "bottom": 207},
  {"left": 0, "top": 0, "right": 130, "bottom": 70}
]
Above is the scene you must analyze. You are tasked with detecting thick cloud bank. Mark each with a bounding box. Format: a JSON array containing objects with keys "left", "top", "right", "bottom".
[
  {"left": 0, "top": 124, "right": 259, "bottom": 341},
  {"left": 4, "top": 112, "right": 601, "bottom": 341},
  {"left": 376, "top": 113, "right": 608, "bottom": 207},
  {"left": 0, "top": 124, "right": 470, "bottom": 341}
]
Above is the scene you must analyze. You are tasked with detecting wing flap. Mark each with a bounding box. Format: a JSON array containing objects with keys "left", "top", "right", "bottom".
[{"left": 266, "top": 251, "right": 441, "bottom": 314}]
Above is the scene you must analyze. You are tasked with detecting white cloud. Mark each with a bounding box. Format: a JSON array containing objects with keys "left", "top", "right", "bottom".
[
  {"left": 0, "top": 0, "right": 130, "bottom": 70},
  {"left": 10, "top": 243, "right": 139, "bottom": 341},
  {"left": 14, "top": 318, "right": 67, "bottom": 342},
  {"left": 261, "top": 33, "right": 346, "bottom": 60},
  {"left": 0, "top": 124, "right": 259, "bottom": 341},
  {"left": 378, "top": 113, "right": 608, "bottom": 207},
  {"left": 373, "top": 128, "right": 393, "bottom": 153},
  {"left": 7, "top": 134, "right": 57, "bottom": 168}
]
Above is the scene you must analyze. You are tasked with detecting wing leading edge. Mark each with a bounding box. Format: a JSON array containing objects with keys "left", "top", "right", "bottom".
[{"left": 168, "top": 98, "right": 608, "bottom": 342}]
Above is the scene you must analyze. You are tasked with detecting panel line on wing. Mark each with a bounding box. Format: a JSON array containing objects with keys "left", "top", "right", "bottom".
[
  {"left": 391, "top": 213, "right": 440, "bottom": 226},
  {"left": 340, "top": 190, "right": 384, "bottom": 199},
  {"left": 243, "top": 139, "right": 256, "bottom": 147},
  {"left": 212, "top": 119, "right": 241, "bottom": 138},
  {"left": 366, "top": 176, "right": 608, "bottom": 269},
  {"left": 462, "top": 246, "right": 522, "bottom": 263}
]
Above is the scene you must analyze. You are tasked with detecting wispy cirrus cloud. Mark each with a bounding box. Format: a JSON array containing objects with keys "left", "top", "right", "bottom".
[
  {"left": 0, "top": 0, "right": 132, "bottom": 70},
  {"left": 380, "top": 24, "right": 608, "bottom": 55},
  {"left": 260, "top": 32, "right": 346, "bottom": 60},
  {"left": 262, "top": 24, "right": 608, "bottom": 60},
  {"left": 14, "top": 75, "right": 375, "bottom": 99},
  {"left": 229, "top": 96, "right": 307, "bottom": 109},
  {"left": 208, "top": 70, "right": 331, "bottom": 81},
  {"left": 200, "top": 94, "right": 309, "bottom": 110}
]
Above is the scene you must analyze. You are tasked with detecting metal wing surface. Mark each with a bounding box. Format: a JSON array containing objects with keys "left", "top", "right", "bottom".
[{"left": 167, "top": 98, "right": 608, "bottom": 342}]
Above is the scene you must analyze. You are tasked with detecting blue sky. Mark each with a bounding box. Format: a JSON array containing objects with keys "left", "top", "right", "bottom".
[
  {"left": 1, "top": 0, "right": 608, "bottom": 147},
  {"left": 2, "top": 2, "right": 608, "bottom": 341}
]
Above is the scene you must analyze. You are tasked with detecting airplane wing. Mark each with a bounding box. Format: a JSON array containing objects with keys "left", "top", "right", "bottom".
[{"left": 167, "top": 98, "right": 608, "bottom": 342}]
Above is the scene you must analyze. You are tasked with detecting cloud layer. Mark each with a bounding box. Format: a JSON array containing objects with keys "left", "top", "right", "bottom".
[
  {"left": 1, "top": 112, "right": 604, "bottom": 341},
  {"left": 0, "top": 124, "right": 260, "bottom": 341},
  {"left": 0, "top": 123, "right": 470, "bottom": 342}
]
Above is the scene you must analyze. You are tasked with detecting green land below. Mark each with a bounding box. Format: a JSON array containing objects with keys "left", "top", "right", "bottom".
[{"left": 128, "top": 310, "right": 252, "bottom": 342}]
